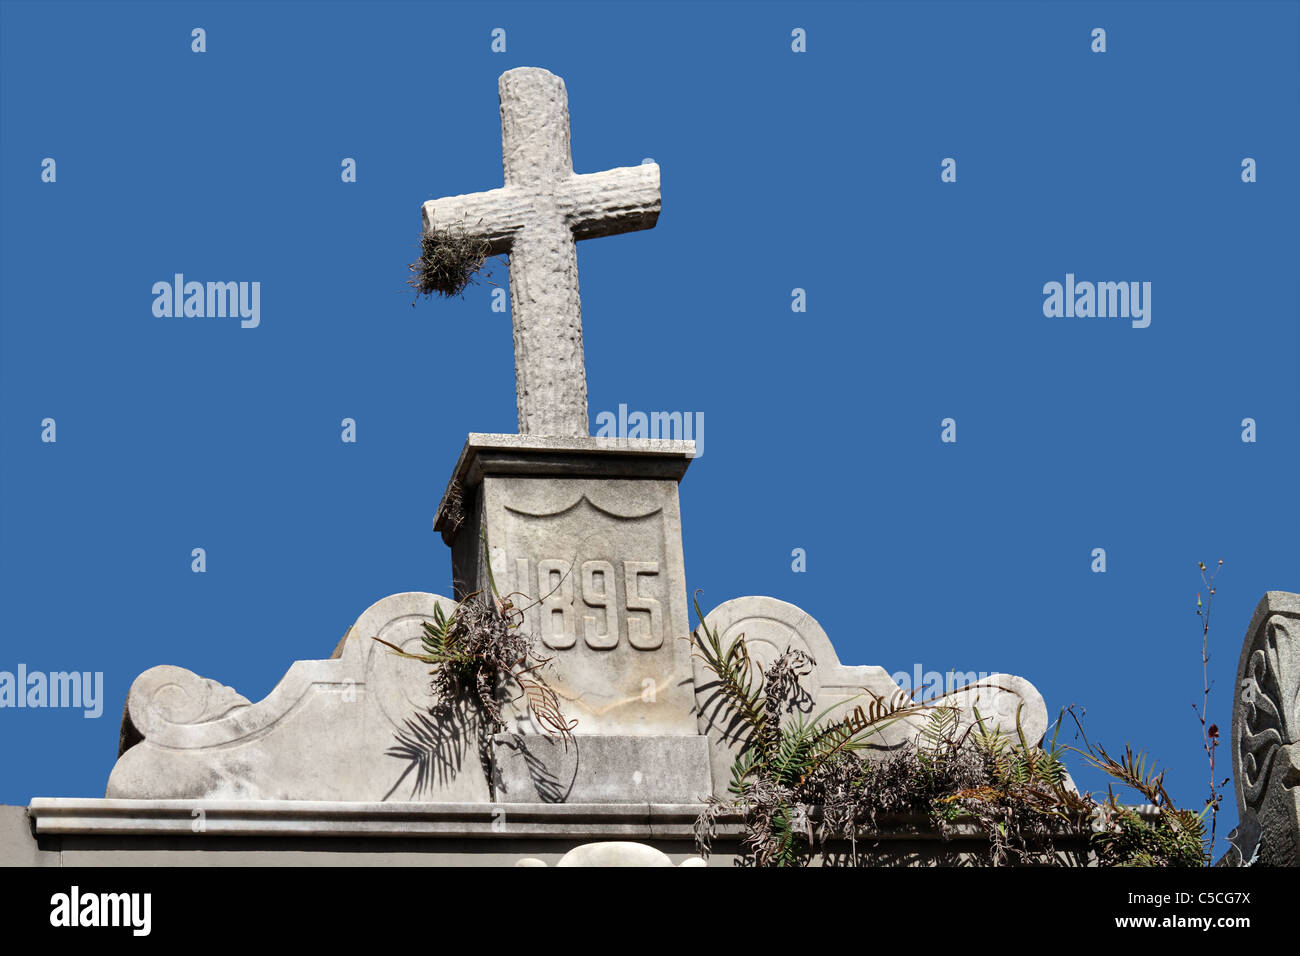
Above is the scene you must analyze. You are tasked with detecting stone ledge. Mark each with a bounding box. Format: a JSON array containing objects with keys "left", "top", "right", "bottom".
[
  {"left": 458, "top": 433, "right": 698, "bottom": 457},
  {"left": 29, "top": 798, "right": 1145, "bottom": 842},
  {"left": 27, "top": 799, "right": 719, "bottom": 841}
]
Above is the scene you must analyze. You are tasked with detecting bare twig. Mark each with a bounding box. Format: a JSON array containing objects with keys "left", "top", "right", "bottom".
[{"left": 1194, "top": 558, "right": 1228, "bottom": 862}]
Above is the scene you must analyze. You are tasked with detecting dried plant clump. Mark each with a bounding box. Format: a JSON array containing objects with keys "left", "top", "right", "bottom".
[
  {"left": 932, "top": 711, "right": 1092, "bottom": 865},
  {"left": 1067, "top": 713, "right": 1208, "bottom": 868},
  {"left": 428, "top": 595, "right": 527, "bottom": 732},
  {"left": 1092, "top": 805, "right": 1206, "bottom": 867},
  {"left": 441, "top": 480, "right": 466, "bottom": 537},
  {"left": 690, "top": 591, "right": 935, "bottom": 866},
  {"left": 407, "top": 220, "right": 491, "bottom": 300},
  {"left": 373, "top": 530, "right": 577, "bottom": 761},
  {"left": 375, "top": 590, "right": 575, "bottom": 745}
]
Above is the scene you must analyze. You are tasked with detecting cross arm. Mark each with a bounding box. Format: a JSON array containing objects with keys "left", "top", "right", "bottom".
[
  {"left": 421, "top": 187, "right": 531, "bottom": 256},
  {"left": 560, "top": 163, "right": 661, "bottom": 241},
  {"left": 422, "top": 162, "right": 660, "bottom": 252}
]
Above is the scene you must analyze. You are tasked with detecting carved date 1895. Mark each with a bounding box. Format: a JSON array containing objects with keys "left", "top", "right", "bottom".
[{"left": 516, "top": 558, "right": 663, "bottom": 651}]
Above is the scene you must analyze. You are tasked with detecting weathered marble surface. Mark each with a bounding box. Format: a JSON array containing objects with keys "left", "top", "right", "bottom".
[
  {"left": 108, "top": 592, "right": 490, "bottom": 802},
  {"left": 494, "top": 734, "right": 712, "bottom": 804},
  {"left": 1231, "top": 591, "right": 1300, "bottom": 866}
]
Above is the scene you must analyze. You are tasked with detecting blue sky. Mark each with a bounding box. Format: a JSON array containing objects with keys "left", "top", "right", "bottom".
[{"left": 2, "top": 1, "right": 1297, "bottom": 858}]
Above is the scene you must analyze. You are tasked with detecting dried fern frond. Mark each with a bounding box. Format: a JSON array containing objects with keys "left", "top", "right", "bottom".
[{"left": 689, "top": 591, "right": 768, "bottom": 753}]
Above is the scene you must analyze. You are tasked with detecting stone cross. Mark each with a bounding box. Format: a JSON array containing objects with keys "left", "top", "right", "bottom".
[{"left": 422, "top": 67, "right": 661, "bottom": 437}]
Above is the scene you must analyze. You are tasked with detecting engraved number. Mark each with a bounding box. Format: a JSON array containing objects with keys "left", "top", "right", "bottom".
[
  {"left": 623, "top": 561, "right": 664, "bottom": 650},
  {"left": 580, "top": 560, "right": 617, "bottom": 649},
  {"left": 518, "top": 557, "right": 662, "bottom": 650},
  {"left": 537, "top": 558, "right": 576, "bottom": 649}
]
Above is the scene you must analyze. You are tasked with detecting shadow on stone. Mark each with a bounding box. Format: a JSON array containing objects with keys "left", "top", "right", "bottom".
[
  {"left": 493, "top": 734, "right": 577, "bottom": 804},
  {"left": 383, "top": 703, "right": 479, "bottom": 800}
]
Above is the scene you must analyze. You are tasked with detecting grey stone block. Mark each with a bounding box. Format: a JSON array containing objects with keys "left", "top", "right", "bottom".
[
  {"left": 0, "top": 805, "right": 58, "bottom": 866},
  {"left": 492, "top": 734, "right": 712, "bottom": 804}
]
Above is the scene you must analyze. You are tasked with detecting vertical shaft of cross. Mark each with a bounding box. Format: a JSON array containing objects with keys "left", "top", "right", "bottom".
[
  {"left": 508, "top": 221, "right": 588, "bottom": 437},
  {"left": 499, "top": 69, "right": 587, "bottom": 437},
  {"left": 500, "top": 68, "right": 572, "bottom": 184}
]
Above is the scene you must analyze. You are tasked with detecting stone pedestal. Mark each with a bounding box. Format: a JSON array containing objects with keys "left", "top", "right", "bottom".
[{"left": 434, "top": 434, "right": 711, "bottom": 803}]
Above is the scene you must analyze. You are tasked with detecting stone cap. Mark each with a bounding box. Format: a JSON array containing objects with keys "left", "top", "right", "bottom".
[{"left": 434, "top": 433, "right": 697, "bottom": 541}]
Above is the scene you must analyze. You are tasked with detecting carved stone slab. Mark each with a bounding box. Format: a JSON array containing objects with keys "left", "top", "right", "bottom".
[
  {"left": 693, "top": 596, "right": 1050, "bottom": 796},
  {"left": 1232, "top": 590, "right": 1300, "bottom": 866},
  {"left": 108, "top": 592, "right": 491, "bottom": 802}
]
